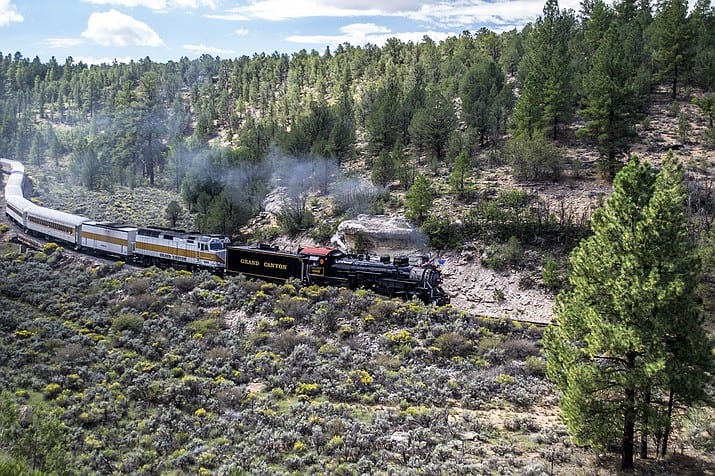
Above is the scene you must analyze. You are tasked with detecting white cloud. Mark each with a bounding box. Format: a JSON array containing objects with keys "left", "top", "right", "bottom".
[
  {"left": 183, "top": 43, "right": 235, "bottom": 56},
  {"left": 74, "top": 55, "right": 136, "bottom": 65},
  {"left": 216, "top": 0, "right": 583, "bottom": 29},
  {"left": 406, "top": 1, "right": 547, "bottom": 28},
  {"left": 222, "top": 0, "right": 384, "bottom": 21},
  {"left": 205, "top": 12, "right": 250, "bottom": 21},
  {"left": 328, "top": 0, "right": 424, "bottom": 13},
  {"left": 286, "top": 22, "right": 454, "bottom": 49},
  {"left": 39, "top": 38, "right": 85, "bottom": 48},
  {"left": 234, "top": 28, "right": 249, "bottom": 36},
  {"left": 0, "top": 0, "right": 23, "bottom": 26},
  {"left": 82, "top": 9, "right": 164, "bottom": 47},
  {"left": 82, "top": 0, "right": 218, "bottom": 10}
]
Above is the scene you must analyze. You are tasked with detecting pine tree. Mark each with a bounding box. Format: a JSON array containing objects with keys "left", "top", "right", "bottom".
[
  {"left": 514, "top": 0, "right": 575, "bottom": 140},
  {"left": 459, "top": 57, "right": 508, "bottom": 146},
  {"left": 409, "top": 90, "right": 456, "bottom": 165},
  {"left": 652, "top": 0, "right": 694, "bottom": 99},
  {"left": 544, "top": 156, "right": 713, "bottom": 470},
  {"left": 405, "top": 174, "right": 435, "bottom": 224},
  {"left": 689, "top": 0, "right": 715, "bottom": 91},
  {"left": 578, "top": 24, "right": 639, "bottom": 179},
  {"left": 449, "top": 151, "right": 473, "bottom": 199}
]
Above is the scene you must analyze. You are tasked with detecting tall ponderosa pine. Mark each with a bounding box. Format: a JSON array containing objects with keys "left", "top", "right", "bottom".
[
  {"left": 651, "top": 0, "right": 694, "bottom": 99},
  {"left": 544, "top": 156, "right": 713, "bottom": 470},
  {"left": 459, "top": 57, "right": 509, "bottom": 147},
  {"left": 689, "top": 0, "right": 715, "bottom": 91},
  {"left": 409, "top": 90, "right": 457, "bottom": 165},
  {"left": 514, "top": 0, "right": 575, "bottom": 140},
  {"left": 578, "top": 23, "right": 639, "bottom": 179}
]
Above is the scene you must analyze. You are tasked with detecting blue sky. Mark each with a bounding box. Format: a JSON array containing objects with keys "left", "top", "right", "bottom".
[{"left": 0, "top": 0, "right": 581, "bottom": 65}]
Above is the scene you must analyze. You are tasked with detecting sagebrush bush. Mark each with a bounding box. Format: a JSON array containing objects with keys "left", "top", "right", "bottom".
[
  {"left": 433, "top": 332, "right": 473, "bottom": 358},
  {"left": 111, "top": 313, "right": 143, "bottom": 333},
  {"left": 173, "top": 276, "right": 196, "bottom": 292}
]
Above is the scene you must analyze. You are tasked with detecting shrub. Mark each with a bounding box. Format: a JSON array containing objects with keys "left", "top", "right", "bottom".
[
  {"left": 386, "top": 329, "right": 414, "bottom": 346},
  {"left": 274, "top": 295, "right": 311, "bottom": 321},
  {"left": 502, "top": 236, "right": 523, "bottom": 266},
  {"left": 121, "top": 293, "right": 157, "bottom": 312},
  {"left": 495, "top": 373, "right": 516, "bottom": 385},
  {"left": 309, "top": 221, "right": 337, "bottom": 244},
  {"left": 420, "top": 215, "right": 463, "bottom": 250},
  {"left": 44, "top": 383, "right": 62, "bottom": 399},
  {"left": 541, "top": 258, "right": 561, "bottom": 290},
  {"left": 42, "top": 242, "right": 60, "bottom": 254},
  {"left": 296, "top": 382, "right": 321, "bottom": 396},
  {"left": 525, "top": 355, "right": 547, "bottom": 376},
  {"left": 187, "top": 318, "right": 219, "bottom": 336},
  {"left": 434, "top": 332, "right": 473, "bottom": 358},
  {"left": 502, "top": 338, "right": 539, "bottom": 359},
  {"left": 112, "top": 313, "right": 143, "bottom": 333},
  {"left": 507, "top": 135, "right": 563, "bottom": 181},
  {"left": 173, "top": 276, "right": 196, "bottom": 292},
  {"left": 124, "top": 278, "right": 150, "bottom": 295},
  {"left": 482, "top": 236, "right": 524, "bottom": 270}
]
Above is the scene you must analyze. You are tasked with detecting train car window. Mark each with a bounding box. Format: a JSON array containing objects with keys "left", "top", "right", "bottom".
[{"left": 210, "top": 241, "right": 224, "bottom": 250}]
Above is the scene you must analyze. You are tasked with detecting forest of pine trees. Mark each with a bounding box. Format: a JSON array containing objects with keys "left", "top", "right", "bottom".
[{"left": 0, "top": 0, "right": 713, "bottom": 236}]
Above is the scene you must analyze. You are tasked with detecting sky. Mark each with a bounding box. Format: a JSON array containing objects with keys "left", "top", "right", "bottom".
[{"left": 0, "top": 0, "right": 582, "bottom": 65}]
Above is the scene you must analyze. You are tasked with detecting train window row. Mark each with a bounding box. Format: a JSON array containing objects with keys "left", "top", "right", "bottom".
[
  {"left": 7, "top": 203, "right": 21, "bottom": 216},
  {"left": 28, "top": 216, "right": 73, "bottom": 235}
]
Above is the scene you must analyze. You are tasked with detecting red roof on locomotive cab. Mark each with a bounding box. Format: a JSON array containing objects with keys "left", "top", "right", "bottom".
[{"left": 298, "top": 246, "right": 336, "bottom": 257}]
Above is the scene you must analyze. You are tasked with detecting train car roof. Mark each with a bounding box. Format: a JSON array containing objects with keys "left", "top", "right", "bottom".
[
  {"left": 84, "top": 221, "right": 138, "bottom": 232},
  {"left": 27, "top": 205, "right": 89, "bottom": 227},
  {"left": 5, "top": 195, "right": 36, "bottom": 211},
  {"left": 298, "top": 246, "right": 344, "bottom": 258},
  {"left": 1, "top": 158, "right": 24, "bottom": 174},
  {"left": 137, "top": 226, "right": 225, "bottom": 242}
]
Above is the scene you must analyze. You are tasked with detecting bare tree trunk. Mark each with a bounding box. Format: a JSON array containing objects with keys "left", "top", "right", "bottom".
[
  {"left": 640, "top": 390, "right": 651, "bottom": 459},
  {"left": 661, "top": 387, "right": 675, "bottom": 457},
  {"left": 622, "top": 385, "right": 636, "bottom": 470}
]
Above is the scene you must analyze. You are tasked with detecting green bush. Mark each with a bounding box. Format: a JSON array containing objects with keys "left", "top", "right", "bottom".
[
  {"left": 525, "top": 355, "right": 547, "bottom": 376},
  {"left": 507, "top": 135, "right": 563, "bottom": 181},
  {"left": 420, "top": 215, "right": 463, "bottom": 250},
  {"left": 111, "top": 313, "right": 144, "bottom": 333},
  {"left": 541, "top": 258, "right": 561, "bottom": 290},
  {"left": 482, "top": 236, "right": 523, "bottom": 270},
  {"left": 434, "top": 332, "right": 473, "bottom": 358}
]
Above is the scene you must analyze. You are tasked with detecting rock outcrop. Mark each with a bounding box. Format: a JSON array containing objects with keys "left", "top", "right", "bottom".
[{"left": 334, "top": 214, "right": 427, "bottom": 253}]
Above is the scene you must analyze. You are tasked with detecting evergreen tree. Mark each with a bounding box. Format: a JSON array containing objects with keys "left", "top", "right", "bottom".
[
  {"left": 515, "top": 0, "right": 575, "bottom": 140},
  {"left": 405, "top": 174, "right": 435, "bottom": 224},
  {"left": 459, "top": 57, "right": 510, "bottom": 147},
  {"left": 689, "top": 0, "right": 715, "bottom": 91},
  {"left": 371, "top": 149, "right": 397, "bottom": 187},
  {"left": 409, "top": 90, "right": 457, "bottom": 165},
  {"left": 544, "top": 156, "right": 713, "bottom": 470},
  {"left": 365, "top": 80, "right": 404, "bottom": 155},
  {"left": 449, "top": 151, "right": 473, "bottom": 199},
  {"left": 578, "top": 24, "right": 639, "bottom": 179},
  {"left": 510, "top": 72, "right": 546, "bottom": 140},
  {"left": 651, "top": 0, "right": 694, "bottom": 99}
]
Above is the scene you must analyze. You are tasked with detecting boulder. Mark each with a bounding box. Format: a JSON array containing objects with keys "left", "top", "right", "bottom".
[{"left": 335, "top": 214, "right": 426, "bottom": 252}]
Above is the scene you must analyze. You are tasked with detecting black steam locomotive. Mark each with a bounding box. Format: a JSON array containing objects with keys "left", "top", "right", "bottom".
[{"left": 226, "top": 244, "right": 450, "bottom": 305}]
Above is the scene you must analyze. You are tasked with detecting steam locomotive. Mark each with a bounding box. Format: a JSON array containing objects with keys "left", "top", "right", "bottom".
[
  {"left": 2, "top": 158, "right": 449, "bottom": 305},
  {"left": 226, "top": 244, "right": 450, "bottom": 305}
]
